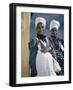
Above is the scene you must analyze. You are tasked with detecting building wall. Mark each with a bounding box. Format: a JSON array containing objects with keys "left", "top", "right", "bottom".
[{"left": 21, "top": 12, "right": 31, "bottom": 77}]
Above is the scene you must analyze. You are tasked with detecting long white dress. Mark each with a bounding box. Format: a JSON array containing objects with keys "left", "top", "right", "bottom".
[{"left": 36, "top": 37, "right": 56, "bottom": 76}]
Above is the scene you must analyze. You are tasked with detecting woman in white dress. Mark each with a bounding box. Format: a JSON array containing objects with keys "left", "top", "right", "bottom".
[{"left": 35, "top": 17, "right": 57, "bottom": 76}]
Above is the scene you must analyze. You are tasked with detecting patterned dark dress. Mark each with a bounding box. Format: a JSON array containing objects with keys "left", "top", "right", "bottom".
[{"left": 48, "top": 37, "right": 64, "bottom": 75}]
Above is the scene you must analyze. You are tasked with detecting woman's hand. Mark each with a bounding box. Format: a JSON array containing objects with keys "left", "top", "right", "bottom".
[
  {"left": 35, "top": 37, "right": 40, "bottom": 44},
  {"left": 41, "top": 47, "right": 48, "bottom": 53}
]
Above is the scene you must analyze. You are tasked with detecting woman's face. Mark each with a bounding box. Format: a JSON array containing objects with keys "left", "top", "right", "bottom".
[
  {"left": 50, "top": 28, "right": 58, "bottom": 37},
  {"left": 36, "top": 23, "right": 44, "bottom": 34}
]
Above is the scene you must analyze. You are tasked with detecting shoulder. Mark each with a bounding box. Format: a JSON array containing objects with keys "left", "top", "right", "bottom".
[
  {"left": 48, "top": 36, "right": 52, "bottom": 41},
  {"left": 29, "top": 39, "right": 35, "bottom": 49},
  {"left": 57, "top": 37, "right": 64, "bottom": 45}
]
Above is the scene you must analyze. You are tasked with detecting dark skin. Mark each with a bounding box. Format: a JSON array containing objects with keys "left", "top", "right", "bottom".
[
  {"left": 50, "top": 27, "right": 58, "bottom": 38},
  {"left": 36, "top": 22, "right": 48, "bottom": 53},
  {"left": 50, "top": 27, "right": 64, "bottom": 51},
  {"left": 36, "top": 23, "right": 44, "bottom": 34}
]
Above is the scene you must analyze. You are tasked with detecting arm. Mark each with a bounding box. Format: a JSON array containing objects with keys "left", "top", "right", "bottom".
[
  {"left": 29, "top": 39, "right": 37, "bottom": 50},
  {"left": 59, "top": 42, "right": 64, "bottom": 52},
  {"left": 40, "top": 37, "right": 49, "bottom": 53}
]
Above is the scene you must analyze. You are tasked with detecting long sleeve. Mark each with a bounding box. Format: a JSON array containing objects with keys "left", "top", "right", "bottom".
[{"left": 59, "top": 42, "right": 64, "bottom": 52}]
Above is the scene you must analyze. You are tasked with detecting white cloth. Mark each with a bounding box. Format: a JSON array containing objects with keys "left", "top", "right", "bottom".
[
  {"left": 35, "top": 17, "right": 46, "bottom": 28},
  {"left": 53, "top": 58, "right": 61, "bottom": 72},
  {"left": 36, "top": 40, "right": 56, "bottom": 76},
  {"left": 50, "top": 19, "right": 60, "bottom": 30}
]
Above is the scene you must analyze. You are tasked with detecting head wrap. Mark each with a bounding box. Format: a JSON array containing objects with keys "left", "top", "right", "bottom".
[
  {"left": 35, "top": 17, "right": 46, "bottom": 28},
  {"left": 50, "top": 19, "right": 60, "bottom": 30}
]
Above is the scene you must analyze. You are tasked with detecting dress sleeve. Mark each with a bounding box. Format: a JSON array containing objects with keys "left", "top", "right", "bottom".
[
  {"left": 29, "top": 39, "right": 35, "bottom": 49},
  {"left": 59, "top": 42, "right": 64, "bottom": 52}
]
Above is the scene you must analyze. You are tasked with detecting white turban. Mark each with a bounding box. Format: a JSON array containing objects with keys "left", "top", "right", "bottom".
[
  {"left": 35, "top": 17, "right": 46, "bottom": 28},
  {"left": 50, "top": 19, "right": 60, "bottom": 30}
]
